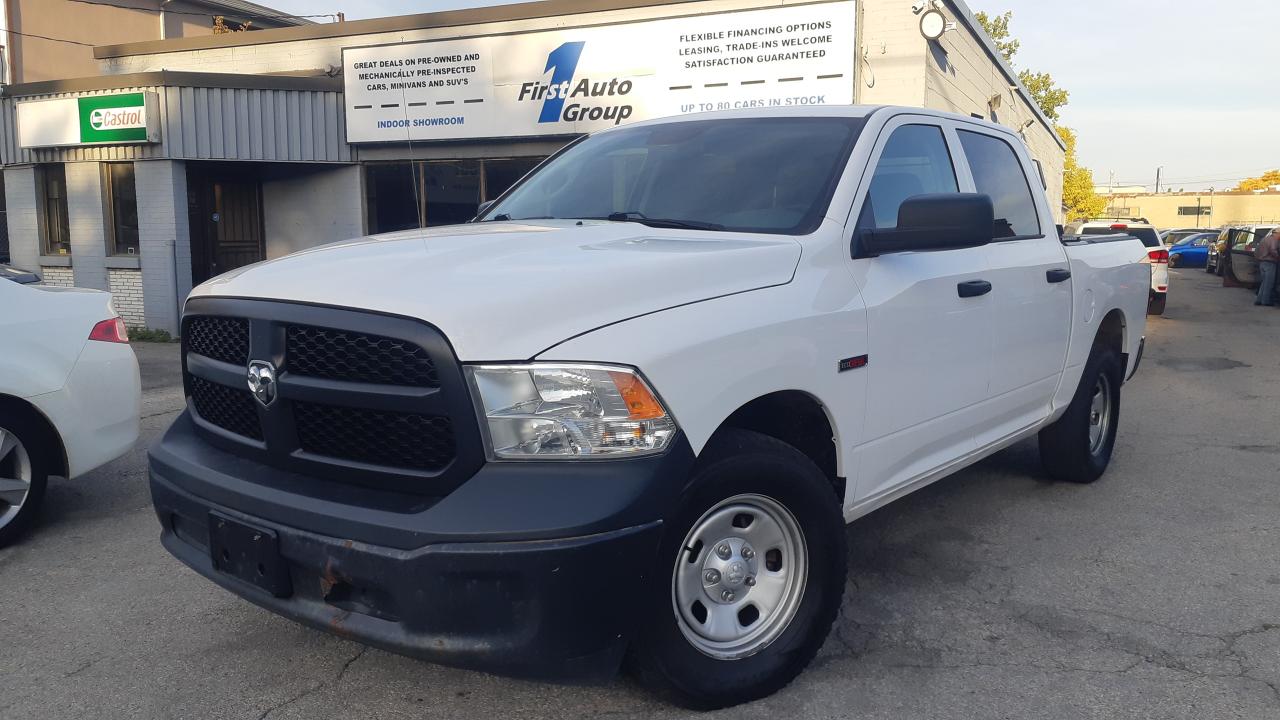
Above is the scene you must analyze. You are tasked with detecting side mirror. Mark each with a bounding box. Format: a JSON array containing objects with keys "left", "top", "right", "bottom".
[
  {"left": 473, "top": 199, "right": 495, "bottom": 221},
  {"left": 854, "top": 193, "right": 995, "bottom": 258}
]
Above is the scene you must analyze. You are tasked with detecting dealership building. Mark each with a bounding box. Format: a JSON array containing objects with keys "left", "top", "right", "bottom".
[{"left": 0, "top": 0, "right": 1065, "bottom": 333}]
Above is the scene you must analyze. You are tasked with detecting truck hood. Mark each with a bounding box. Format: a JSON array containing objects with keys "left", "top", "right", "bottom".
[{"left": 190, "top": 221, "right": 801, "bottom": 360}]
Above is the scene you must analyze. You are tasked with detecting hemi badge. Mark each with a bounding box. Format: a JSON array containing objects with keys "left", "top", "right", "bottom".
[{"left": 838, "top": 355, "right": 869, "bottom": 372}]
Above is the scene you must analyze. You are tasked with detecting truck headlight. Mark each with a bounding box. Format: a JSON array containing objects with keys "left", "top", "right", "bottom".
[{"left": 465, "top": 364, "right": 677, "bottom": 459}]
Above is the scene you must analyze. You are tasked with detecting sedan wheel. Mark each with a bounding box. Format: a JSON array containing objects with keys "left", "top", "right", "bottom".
[
  {"left": 0, "top": 417, "right": 51, "bottom": 547},
  {"left": 0, "top": 427, "right": 34, "bottom": 532}
]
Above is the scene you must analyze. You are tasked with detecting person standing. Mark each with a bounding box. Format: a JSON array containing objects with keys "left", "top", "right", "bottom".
[{"left": 1256, "top": 228, "right": 1280, "bottom": 306}]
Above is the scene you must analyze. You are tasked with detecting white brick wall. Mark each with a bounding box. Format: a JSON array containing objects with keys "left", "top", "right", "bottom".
[
  {"left": 40, "top": 266, "right": 75, "bottom": 287},
  {"left": 107, "top": 268, "right": 146, "bottom": 328}
]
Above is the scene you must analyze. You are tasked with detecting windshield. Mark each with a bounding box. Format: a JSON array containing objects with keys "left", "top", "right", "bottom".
[{"left": 479, "top": 116, "right": 866, "bottom": 235}]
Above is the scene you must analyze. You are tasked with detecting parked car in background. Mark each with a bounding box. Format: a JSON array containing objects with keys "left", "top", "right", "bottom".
[
  {"left": 0, "top": 264, "right": 41, "bottom": 284},
  {"left": 1218, "top": 225, "right": 1278, "bottom": 285},
  {"left": 1161, "top": 227, "right": 1215, "bottom": 247},
  {"left": 1206, "top": 228, "right": 1229, "bottom": 274},
  {"left": 1065, "top": 219, "right": 1167, "bottom": 314},
  {"left": 0, "top": 279, "right": 141, "bottom": 546},
  {"left": 1167, "top": 232, "right": 1217, "bottom": 268}
]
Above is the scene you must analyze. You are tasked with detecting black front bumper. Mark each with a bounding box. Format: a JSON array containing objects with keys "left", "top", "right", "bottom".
[{"left": 149, "top": 412, "right": 694, "bottom": 680}]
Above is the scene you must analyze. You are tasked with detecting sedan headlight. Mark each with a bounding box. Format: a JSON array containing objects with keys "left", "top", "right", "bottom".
[{"left": 466, "top": 364, "right": 677, "bottom": 459}]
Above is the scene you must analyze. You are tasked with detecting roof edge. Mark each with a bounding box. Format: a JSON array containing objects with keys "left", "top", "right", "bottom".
[
  {"left": 93, "top": 0, "right": 704, "bottom": 59},
  {"left": 1, "top": 71, "right": 341, "bottom": 98}
]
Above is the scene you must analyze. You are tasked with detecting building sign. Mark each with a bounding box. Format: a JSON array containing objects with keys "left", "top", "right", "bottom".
[
  {"left": 16, "top": 92, "right": 161, "bottom": 148},
  {"left": 342, "top": 1, "right": 856, "bottom": 143}
]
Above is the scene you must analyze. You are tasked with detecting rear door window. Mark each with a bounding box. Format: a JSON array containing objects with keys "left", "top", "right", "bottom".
[{"left": 957, "top": 130, "right": 1040, "bottom": 239}]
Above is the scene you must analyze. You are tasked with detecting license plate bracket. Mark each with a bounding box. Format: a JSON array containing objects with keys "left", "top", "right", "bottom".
[{"left": 208, "top": 512, "right": 293, "bottom": 598}]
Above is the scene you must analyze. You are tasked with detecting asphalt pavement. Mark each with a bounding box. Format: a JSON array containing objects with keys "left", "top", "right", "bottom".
[{"left": 3, "top": 268, "right": 1279, "bottom": 719}]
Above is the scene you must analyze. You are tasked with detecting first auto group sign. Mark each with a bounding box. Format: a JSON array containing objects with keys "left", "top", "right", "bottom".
[{"left": 342, "top": 1, "right": 856, "bottom": 143}]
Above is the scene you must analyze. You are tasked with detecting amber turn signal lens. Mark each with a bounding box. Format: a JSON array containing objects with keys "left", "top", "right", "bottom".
[{"left": 608, "top": 371, "right": 666, "bottom": 420}]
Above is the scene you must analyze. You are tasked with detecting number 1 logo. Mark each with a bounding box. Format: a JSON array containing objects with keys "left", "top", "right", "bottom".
[{"left": 539, "top": 41, "right": 585, "bottom": 124}]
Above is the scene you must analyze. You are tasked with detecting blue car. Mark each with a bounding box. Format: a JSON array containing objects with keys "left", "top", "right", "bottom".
[{"left": 1167, "top": 232, "right": 1217, "bottom": 268}]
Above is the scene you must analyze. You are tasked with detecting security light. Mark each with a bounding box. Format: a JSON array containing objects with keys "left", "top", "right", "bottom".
[{"left": 920, "top": 9, "right": 947, "bottom": 40}]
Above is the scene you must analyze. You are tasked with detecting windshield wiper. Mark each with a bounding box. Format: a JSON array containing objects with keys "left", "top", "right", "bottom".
[
  {"left": 602, "top": 211, "right": 724, "bottom": 231},
  {"left": 482, "top": 214, "right": 558, "bottom": 222}
]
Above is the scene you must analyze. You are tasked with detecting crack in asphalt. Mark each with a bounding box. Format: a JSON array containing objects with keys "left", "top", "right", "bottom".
[{"left": 255, "top": 646, "right": 368, "bottom": 720}]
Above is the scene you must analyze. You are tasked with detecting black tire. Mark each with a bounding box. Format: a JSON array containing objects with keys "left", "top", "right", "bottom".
[
  {"left": 1168, "top": 254, "right": 1180, "bottom": 269},
  {"left": 628, "top": 429, "right": 845, "bottom": 710},
  {"left": 1038, "top": 346, "right": 1122, "bottom": 483},
  {"left": 1205, "top": 258, "right": 1215, "bottom": 274},
  {"left": 0, "top": 409, "right": 52, "bottom": 548},
  {"left": 1148, "top": 292, "right": 1167, "bottom": 315}
]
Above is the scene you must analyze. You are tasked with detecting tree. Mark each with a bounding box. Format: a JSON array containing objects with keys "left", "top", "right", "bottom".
[
  {"left": 974, "top": 11, "right": 1069, "bottom": 122},
  {"left": 1058, "top": 127, "right": 1106, "bottom": 221},
  {"left": 1017, "top": 70, "right": 1068, "bottom": 122},
  {"left": 974, "top": 11, "right": 1019, "bottom": 64},
  {"left": 1234, "top": 170, "right": 1280, "bottom": 192}
]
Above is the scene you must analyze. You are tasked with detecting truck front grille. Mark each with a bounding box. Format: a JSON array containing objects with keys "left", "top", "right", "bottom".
[
  {"left": 294, "top": 402, "right": 455, "bottom": 471},
  {"left": 285, "top": 325, "right": 438, "bottom": 387},
  {"left": 180, "top": 299, "right": 484, "bottom": 497},
  {"left": 186, "top": 316, "right": 249, "bottom": 365},
  {"left": 189, "top": 376, "right": 263, "bottom": 441}
]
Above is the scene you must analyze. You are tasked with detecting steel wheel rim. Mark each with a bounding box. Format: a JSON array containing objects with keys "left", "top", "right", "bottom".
[
  {"left": 671, "top": 493, "right": 808, "bottom": 660},
  {"left": 1088, "top": 374, "right": 1112, "bottom": 455},
  {"left": 0, "top": 427, "right": 32, "bottom": 530}
]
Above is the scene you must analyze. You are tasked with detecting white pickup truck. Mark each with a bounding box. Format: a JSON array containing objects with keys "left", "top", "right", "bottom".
[{"left": 149, "top": 106, "right": 1149, "bottom": 709}]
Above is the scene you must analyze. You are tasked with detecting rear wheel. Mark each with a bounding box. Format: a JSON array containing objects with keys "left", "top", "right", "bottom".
[
  {"left": 0, "top": 414, "right": 51, "bottom": 547},
  {"left": 1039, "top": 346, "right": 1122, "bottom": 483},
  {"left": 1148, "top": 292, "right": 1167, "bottom": 315},
  {"left": 628, "top": 429, "right": 845, "bottom": 709}
]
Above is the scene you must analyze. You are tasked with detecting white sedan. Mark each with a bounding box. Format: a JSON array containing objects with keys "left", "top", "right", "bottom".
[{"left": 0, "top": 278, "right": 141, "bottom": 546}]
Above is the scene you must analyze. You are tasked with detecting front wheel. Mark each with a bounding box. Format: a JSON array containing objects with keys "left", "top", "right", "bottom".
[
  {"left": 1168, "top": 254, "right": 1181, "bottom": 268},
  {"left": 1038, "top": 346, "right": 1122, "bottom": 483},
  {"left": 628, "top": 429, "right": 845, "bottom": 709}
]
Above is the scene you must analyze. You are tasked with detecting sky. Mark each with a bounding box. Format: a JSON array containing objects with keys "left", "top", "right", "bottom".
[{"left": 267, "top": 0, "right": 1279, "bottom": 192}]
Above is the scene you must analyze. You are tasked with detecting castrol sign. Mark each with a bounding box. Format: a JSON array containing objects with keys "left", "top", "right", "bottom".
[
  {"left": 16, "top": 91, "right": 160, "bottom": 147},
  {"left": 88, "top": 106, "right": 146, "bottom": 133}
]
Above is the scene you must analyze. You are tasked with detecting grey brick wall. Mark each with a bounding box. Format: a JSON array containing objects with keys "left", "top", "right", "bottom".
[
  {"left": 66, "top": 162, "right": 108, "bottom": 291},
  {"left": 4, "top": 166, "right": 39, "bottom": 271},
  {"left": 135, "top": 160, "right": 190, "bottom": 335}
]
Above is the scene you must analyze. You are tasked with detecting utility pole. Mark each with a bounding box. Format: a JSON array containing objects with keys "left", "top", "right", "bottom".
[{"left": 1155, "top": 166, "right": 1162, "bottom": 194}]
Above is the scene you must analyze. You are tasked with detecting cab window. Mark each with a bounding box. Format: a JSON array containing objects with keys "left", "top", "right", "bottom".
[
  {"left": 957, "top": 130, "right": 1040, "bottom": 239},
  {"left": 860, "top": 124, "right": 958, "bottom": 230}
]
